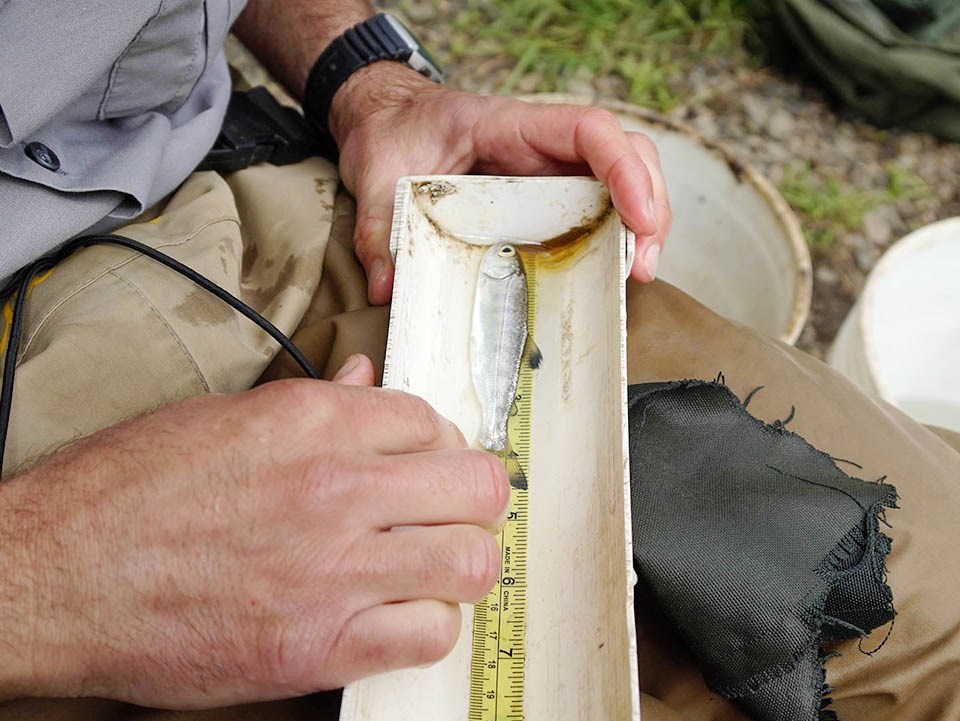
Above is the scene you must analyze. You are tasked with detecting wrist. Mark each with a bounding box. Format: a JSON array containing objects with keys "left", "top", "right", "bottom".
[
  {"left": 301, "top": 13, "right": 444, "bottom": 159},
  {"left": 328, "top": 61, "right": 441, "bottom": 149}
]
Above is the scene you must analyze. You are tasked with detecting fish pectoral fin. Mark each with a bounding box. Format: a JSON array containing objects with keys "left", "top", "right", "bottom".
[{"left": 524, "top": 335, "right": 543, "bottom": 370}]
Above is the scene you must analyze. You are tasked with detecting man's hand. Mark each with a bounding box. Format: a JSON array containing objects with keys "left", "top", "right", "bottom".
[
  {"left": 236, "top": 1, "right": 672, "bottom": 305},
  {"left": 331, "top": 64, "right": 673, "bottom": 305},
  {"left": 0, "top": 355, "right": 508, "bottom": 708}
]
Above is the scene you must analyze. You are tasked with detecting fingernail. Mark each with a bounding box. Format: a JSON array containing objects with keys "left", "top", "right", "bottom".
[
  {"left": 643, "top": 244, "right": 660, "bottom": 281},
  {"left": 335, "top": 354, "right": 362, "bottom": 378}
]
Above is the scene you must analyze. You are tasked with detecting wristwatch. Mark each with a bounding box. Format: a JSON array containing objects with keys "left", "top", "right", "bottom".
[{"left": 303, "top": 13, "right": 445, "bottom": 160}]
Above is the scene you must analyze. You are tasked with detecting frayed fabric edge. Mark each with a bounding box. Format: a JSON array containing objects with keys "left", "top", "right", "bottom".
[
  {"left": 815, "top": 486, "right": 898, "bottom": 721},
  {"left": 629, "top": 378, "right": 899, "bottom": 721}
]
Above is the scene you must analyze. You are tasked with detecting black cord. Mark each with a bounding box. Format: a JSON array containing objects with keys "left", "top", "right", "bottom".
[
  {"left": 0, "top": 258, "right": 51, "bottom": 472},
  {"left": 0, "top": 233, "right": 320, "bottom": 473}
]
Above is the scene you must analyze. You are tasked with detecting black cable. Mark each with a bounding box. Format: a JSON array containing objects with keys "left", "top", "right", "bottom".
[
  {"left": 0, "top": 259, "right": 50, "bottom": 472},
  {"left": 1, "top": 233, "right": 320, "bottom": 473}
]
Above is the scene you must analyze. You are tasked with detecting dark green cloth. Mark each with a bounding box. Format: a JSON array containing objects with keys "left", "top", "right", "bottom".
[
  {"left": 771, "top": 0, "right": 960, "bottom": 139},
  {"left": 628, "top": 381, "right": 897, "bottom": 721}
]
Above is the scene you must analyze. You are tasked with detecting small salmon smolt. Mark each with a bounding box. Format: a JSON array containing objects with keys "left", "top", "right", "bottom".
[{"left": 471, "top": 243, "right": 536, "bottom": 489}]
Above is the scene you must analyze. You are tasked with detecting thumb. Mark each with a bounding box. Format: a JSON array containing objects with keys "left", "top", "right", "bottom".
[
  {"left": 331, "top": 354, "right": 376, "bottom": 387},
  {"left": 353, "top": 196, "right": 395, "bottom": 306}
]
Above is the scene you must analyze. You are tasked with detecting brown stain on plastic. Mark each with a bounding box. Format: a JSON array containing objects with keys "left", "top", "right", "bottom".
[
  {"left": 514, "top": 201, "right": 615, "bottom": 406},
  {"left": 414, "top": 179, "right": 459, "bottom": 203},
  {"left": 560, "top": 292, "right": 574, "bottom": 403},
  {"left": 411, "top": 180, "right": 616, "bottom": 280},
  {"left": 410, "top": 189, "right": 480, "bottom": 270},
  {"left": 521, "top": 203, "right": 613, "bottom": 272}
]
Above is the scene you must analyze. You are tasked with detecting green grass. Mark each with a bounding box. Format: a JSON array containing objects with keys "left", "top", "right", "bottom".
[
  {"left": 885, "top": 163, "right": 930, "bottom": 203},
  {"left": 438, "top": 0, "right": 758, "bottom": 112},
  {"left": 778, "top": 162, "right": 931, "bottom": 250}
]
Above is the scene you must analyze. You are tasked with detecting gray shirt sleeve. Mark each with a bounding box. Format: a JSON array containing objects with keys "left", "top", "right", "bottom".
[{"left": 0, "top": 0, "right": 248, "bottom": 278}]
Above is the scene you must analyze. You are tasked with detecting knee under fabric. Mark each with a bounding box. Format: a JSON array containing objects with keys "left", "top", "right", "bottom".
[{"left": 628, "top": 380, "right": 897, "bottom": 721}]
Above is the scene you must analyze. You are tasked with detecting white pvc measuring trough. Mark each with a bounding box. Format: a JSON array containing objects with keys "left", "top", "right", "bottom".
[
  {"left": 341, "top": 176, "right": 638, "bottom": 721},
  {"left": 524, "top": 94, "right": 812, "bottom": 344},
  {"left": 829, "top": 218, "right": 960, "bottom": 432}
]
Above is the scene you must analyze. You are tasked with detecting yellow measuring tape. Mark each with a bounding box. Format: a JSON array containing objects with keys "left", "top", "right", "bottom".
[{"left": 468, "top": 255, "right": 537, "bottom": 721}]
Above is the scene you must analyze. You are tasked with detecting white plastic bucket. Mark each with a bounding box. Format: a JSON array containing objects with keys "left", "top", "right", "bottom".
[
  {"left": 523, "top": 94, "right": 813, "bottom": 344},
  {"left": 829, "top": 217, "right": 960, "bottom": 432}
]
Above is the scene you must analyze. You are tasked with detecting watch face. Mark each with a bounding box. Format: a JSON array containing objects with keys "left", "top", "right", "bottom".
[{"left": 383, "top": 13, "right": 445, "bottom": 83}]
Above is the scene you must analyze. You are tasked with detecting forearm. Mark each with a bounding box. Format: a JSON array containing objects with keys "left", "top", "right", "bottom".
[
  {"left": 0, "top": 475, "right": 38, "bottom": 697},
  {"left": 233, "top": 0, "right": 375, "bottom": 97},
  {"left": 0, "top": 467, "right": 80, "bottom": 700}
]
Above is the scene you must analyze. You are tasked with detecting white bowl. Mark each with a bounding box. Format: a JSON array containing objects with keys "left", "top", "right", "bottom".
[{"left": 829, "top": 218, "right": 960, "bottom": 432}]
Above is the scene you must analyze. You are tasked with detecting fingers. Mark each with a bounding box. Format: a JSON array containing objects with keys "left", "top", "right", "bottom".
[
  {"left": 358, "top": 449, "right": 510, "bottom": 530},
  {"left": 325, "top": 599, "right": 461, "bottom": 684},
  {"left": 571, "top": 109, "right": 660, "bottom": 240},
  {"left": 332, "top": 354, "right": 376, "bottom": 387},
  {"left": 350, "top": 389, "right": 467, "bottom": 454},
  {"left": 353, "top": 179, "right": 399, "bottom": 306},
  {"left": 469, "top": 100, "right": 671, "bottom": 280},
  {"left": 472, "top": 103, "right": 659, "bottom": 234},
  {"left": 626, "top": 132, "right": 672, "bottom": 282},
  {"left": 256, "top": 380, "right": 466, "bottom": 453},
  {"left": 361, "top": 524, "right": 501, "bottom": 604}
]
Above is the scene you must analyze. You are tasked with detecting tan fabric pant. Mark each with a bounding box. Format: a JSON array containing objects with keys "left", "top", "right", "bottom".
[{"left": 1, "top": 159, "right": 957, "bottom": 721}]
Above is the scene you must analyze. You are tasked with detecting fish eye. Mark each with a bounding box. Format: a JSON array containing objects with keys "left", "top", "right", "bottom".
[{"left": 498, "top": 245, "right": 516, "bottom": 257}]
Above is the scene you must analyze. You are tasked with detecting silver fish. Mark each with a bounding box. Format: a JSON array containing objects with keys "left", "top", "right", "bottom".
[{"left": 471, "top": 243, "right": 528, "bottom": 457}]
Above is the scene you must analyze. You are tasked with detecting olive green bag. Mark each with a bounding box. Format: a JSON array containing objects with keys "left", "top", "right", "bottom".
[{"left": 771, "top": 0, "right": 960, "bottom": 139}]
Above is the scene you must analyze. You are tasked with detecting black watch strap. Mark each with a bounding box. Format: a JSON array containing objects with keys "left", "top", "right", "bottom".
[{"left": 303, "top": 13, "right": 443, "bottom": 160}]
